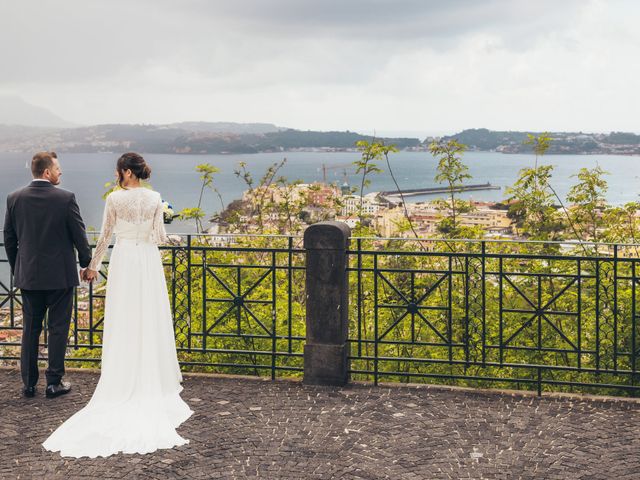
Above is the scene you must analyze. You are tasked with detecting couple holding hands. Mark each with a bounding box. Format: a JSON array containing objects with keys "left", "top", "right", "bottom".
[{"left": 4, "top": 151, "right": 192, "bottom": 458}]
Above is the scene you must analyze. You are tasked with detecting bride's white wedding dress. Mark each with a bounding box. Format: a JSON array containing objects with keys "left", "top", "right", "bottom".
[{"left": 43, "top": 187, "right": 193, "bottom": 458}]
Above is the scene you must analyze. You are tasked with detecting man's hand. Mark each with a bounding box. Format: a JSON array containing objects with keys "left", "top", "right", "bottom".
[
  {"left": 84, "top": 269, "right": 98, "bottom": 283},
  {"left": 80, "top": 268, "right": 98, "bottom": 283}
]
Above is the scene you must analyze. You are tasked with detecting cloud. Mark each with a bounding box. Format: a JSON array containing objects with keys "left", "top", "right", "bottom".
[
  {"left": 0, "top": 0, "right": 584, "bottom": 84},
  {"left": 0, "top": 0, "right": 637, "bottom": 133}
]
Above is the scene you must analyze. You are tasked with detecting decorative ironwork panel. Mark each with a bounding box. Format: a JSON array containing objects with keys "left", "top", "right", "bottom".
[
  {"left": 347, "top": 239, "right": 640, "bottom": 396},
  {"left": 0, "top": 235, "right": 306, "bottom": 379}
]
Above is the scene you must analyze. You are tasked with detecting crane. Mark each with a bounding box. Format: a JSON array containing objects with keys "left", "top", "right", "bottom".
[{"left": 319, "top": 162, "right": 352, "bottom": 183}]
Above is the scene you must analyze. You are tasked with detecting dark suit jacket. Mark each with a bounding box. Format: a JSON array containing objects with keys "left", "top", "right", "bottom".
[{"left": 3, "top": 181, "right": 92, "bottom": 290}]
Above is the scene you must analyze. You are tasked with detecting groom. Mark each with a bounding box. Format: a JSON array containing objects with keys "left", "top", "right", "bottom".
[{"left": 3, "top": 151, "right": 95, "bottom": 398}]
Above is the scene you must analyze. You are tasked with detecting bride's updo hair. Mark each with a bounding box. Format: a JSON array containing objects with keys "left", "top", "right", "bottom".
[{"left": 116, "top": 152, "right": 151, "bottom": 187}]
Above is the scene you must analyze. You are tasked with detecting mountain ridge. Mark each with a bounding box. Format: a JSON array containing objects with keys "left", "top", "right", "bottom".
[
  {"left": 0, "top": 95, "right": 76, "bottom": 128},
  {"left": 0, "top": 123, "right": 421, "bottom": 154},
  {"left": 441, "top": 128, "right": 640, "bottom": 155},
  {"left": 2, "top": 97, "right": 640, "bottom": 155}
]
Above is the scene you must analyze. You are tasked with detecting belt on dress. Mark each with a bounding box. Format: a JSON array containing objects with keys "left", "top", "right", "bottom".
[{"left": 115, "top": 236, "right": 153, "bottom": 245}]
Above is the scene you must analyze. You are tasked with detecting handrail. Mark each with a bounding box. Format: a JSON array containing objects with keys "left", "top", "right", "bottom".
[{"left": 3, "top": 229, "right": 639, "bottom": 248}]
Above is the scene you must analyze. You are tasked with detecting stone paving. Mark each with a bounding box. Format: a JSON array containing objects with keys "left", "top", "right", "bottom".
[{"left": 0, "top": 367, "right": 638, "bottom": 480}]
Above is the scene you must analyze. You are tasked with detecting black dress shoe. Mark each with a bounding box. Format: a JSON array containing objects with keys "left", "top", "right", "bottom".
[
  {"left": 45, "top": 380, "right": 71, "bottom": 398},
  {"left": 23, "top": 386, "right": 36, "bottom": 398}
]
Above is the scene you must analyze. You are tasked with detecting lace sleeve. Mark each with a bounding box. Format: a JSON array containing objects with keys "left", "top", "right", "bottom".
[
  {"left": 88, "top": 194, "right": 116, "bottom": 271},
  {"left": 150, "top": 195, "right": 168, "bottom": 245}
]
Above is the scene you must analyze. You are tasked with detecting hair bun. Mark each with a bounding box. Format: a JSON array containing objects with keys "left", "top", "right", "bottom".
[
  {"left": 139, "top": 164, "right": 152, "bottom": 180},
  {"left": 116, "top": 152, "right": 151, "bottom": 184}
]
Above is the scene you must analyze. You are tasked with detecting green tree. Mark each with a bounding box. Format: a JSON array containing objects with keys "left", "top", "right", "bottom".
[
  {"left": 196, "top": 163, "right": 224, "bottom": 214},
  {"left": 602, "top": 201, "right": 640, "bottom": 248},
  {"left": 523, "top": 132, "right": 551, "bottom": 169},
  {"left": 506, "top": 133, "right": 566, "bottom": 240},
  {"left": 429, "top": 139, "right": 474, "bottom": 237},
  {"left": 566, "top": 166, "right": 609, "bottom": 243},
  {"left": 177, "top": 163, "right": 224, "bottom": 234},
  {"left": 354, "top": 140, "right": 384, "bottom": 226},
  {"left": 506, "top": 165, "right": 565, "bottom": 240},
  {"left": 179, "top": 207, "right": 206, "bottom": 233}
]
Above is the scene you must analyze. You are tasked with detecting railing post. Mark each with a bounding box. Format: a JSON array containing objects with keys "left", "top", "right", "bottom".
[{"left": 303, "top": 221, "right": 351, "bottom": 386}]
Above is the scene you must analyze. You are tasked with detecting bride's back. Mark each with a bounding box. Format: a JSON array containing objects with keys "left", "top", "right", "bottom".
[
  {"left": 87, "top": 154, "right": 168, "bottom": 273},
  {"left": 107, "top": 188, "right": 163, "bottom": 241}
]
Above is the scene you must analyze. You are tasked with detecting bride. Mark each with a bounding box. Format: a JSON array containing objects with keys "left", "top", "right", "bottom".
[{"left": 43, "top": 152, "right": 193, "bottom": 458}]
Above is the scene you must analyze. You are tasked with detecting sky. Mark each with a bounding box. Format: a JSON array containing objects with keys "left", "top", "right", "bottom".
[{"left": 1, "top": 0, "right": 639, "bottom": 136}]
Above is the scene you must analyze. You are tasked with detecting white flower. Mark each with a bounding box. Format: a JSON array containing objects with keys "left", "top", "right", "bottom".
[
  {"left": 162, "top": 200, "right": 175, "bottom": 223},
  {"left": 162, "top": 201, "right": 174, "bottom": 216}
]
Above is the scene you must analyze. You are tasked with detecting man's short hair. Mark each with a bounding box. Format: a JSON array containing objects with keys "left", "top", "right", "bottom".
[{"left": 31, "top": 151, "right": 57, "bottom": 178}]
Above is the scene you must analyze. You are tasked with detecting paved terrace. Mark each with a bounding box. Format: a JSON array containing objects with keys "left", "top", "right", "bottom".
[{"left": 0, "top": 368, "right": 638, "bottom": 480}]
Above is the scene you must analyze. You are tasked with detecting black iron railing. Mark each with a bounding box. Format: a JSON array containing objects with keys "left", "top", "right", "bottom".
[
  {"left": 0, "top": 234, "right": 307, "bottom": 379},
  {"left": 1, "top": 231, "right": 639, "bottom": 396},
  {"left": 348, "top": 237, "right": 640, "bottom": 395}
]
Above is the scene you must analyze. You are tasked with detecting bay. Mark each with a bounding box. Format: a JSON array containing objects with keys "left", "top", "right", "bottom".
[{"left": 1, "top": 151, "right": 640, "bottom": 233}]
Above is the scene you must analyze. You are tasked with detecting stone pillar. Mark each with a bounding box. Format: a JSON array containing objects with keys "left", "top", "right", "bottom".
[{"left": 303, "top": 221, "right": 351, "bottom": 386}]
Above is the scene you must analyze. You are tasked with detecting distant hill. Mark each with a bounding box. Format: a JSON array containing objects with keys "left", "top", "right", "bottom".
[
  {"left": 0, "top": 123, "right": 422, "bottom": 154},
  {"left": 4, "top": 123, "right": 640, "bottom": 155},
  {"left": 2, "top": 96, "right": 639, "bottom": 156},
  {"left": 0, "top": 95, "right": 76, "bottom": 128},
  {"left": 442, "top": 128, "right": 640, "bottom": 155},
  {"left": 172, "top": 129, "right": 421, "bottom": 154},
  {"left": 168, "top": 122, "right": 283, "bottom": 135}
]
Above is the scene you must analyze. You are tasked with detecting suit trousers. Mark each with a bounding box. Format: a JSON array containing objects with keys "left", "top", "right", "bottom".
[{"left": 20, "top": 288, "right": 74, "bottom": 387}]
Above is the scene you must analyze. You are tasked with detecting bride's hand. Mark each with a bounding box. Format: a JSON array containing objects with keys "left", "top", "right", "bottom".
[{"left": 85, "top": 269, "right": 99, "bottom": 283}]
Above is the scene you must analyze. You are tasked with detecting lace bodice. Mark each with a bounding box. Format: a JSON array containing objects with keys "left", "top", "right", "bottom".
[{"left": 88, "top": 188, "right": 168, "bottom": 271}]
